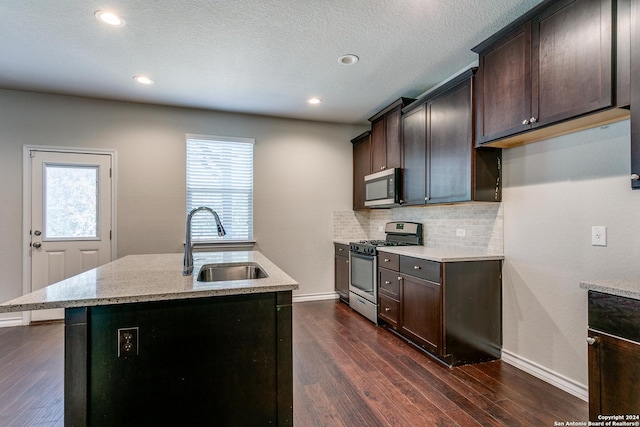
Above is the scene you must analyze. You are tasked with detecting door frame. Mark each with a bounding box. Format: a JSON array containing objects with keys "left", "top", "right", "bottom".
[{"left": 22, "top": 145, "right": 118, "bottom": 325}]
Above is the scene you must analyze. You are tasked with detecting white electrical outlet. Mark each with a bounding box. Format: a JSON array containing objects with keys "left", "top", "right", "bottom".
[
  {"left": 592, "top": 226, "right": 607, "bottom": 246},
  {"left": 456, "top": 228, "right": 466, "bottom": 237}
]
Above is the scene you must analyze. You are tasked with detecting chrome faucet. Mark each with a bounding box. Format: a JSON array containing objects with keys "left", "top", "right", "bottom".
[{"left": 183, "top": 206, "right": 226, "bottom": 275}]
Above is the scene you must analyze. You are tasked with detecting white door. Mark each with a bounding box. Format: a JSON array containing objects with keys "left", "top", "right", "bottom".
[{"left": 30, "top": 150, "right": 113, "bottom": 322}]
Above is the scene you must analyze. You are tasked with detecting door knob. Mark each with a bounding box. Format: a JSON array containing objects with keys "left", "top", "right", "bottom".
[
  {"left": 586, "top": 337, "right": 596, "bottom": 345},
  {"left": 34, "top": 230, "right": 42, "bottom": 236},
  {"left": 529, "top": 117, "right": 537, "bottom": 123},
  {"left": 32, "top": 242, "right": 42, "bottom": 249},
  {"left": 631, "top": 174, "right": 640, "bottom": 180},
  {"left": 522, "top": 119, "right": 530, "bottom": 125}
]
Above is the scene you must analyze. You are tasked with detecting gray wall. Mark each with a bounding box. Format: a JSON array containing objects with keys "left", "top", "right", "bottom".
[
  {"left": 502, "top": 119, "right": 640, "bottom": 390},
  {"left": 0, "top": 88, "right": 366, "bottom": 321}
]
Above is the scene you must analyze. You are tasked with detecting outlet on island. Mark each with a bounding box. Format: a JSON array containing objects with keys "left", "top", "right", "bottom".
[{"left": 118, "top": 327, "right": 139, "bottom": 357}]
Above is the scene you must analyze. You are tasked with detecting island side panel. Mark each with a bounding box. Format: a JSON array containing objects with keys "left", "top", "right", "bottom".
[
  {"left": 64, "top": 307, "right": 88, "bottom": 427},
  {"left": 276, "top": 291, "right": 293, "bottom": 426},
  {"left": 63, "top": 292, "right": 293, "bottom": 426},
  {"left": 443, "top": 260, "right": 503, "bottom": 366}
]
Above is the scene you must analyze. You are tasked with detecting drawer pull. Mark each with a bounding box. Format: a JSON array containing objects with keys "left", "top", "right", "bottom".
[
  {"left": 414, "top": 266, "right": 421, "bottom": 270},
  {"left": 384, "top": 307, "right": 391, "bottom": 312},
  {"left": 338, "top": 248, "right": 343, "bottom": 252},
  {"left": 384, "top": 281, "right": 391, "bottom": 285},
  {"left": 384, "top": 258, "right": 391, "bottom": 262},
  {"left": 586, "top": 337, "right": 596, "bottom": 346}
]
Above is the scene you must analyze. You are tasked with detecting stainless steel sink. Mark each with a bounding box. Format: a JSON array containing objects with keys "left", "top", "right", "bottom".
[{"left": 196, "top": 263, "right": 269, "bottom": 282}]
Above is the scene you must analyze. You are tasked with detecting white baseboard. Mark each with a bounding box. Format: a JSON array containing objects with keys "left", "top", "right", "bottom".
[
  {"left": 293, "top": 292, "right": 340, "bottom": 303},
  {"left": 501, "top": 349, "right": 588, "bottom": 402},
  {"left": 0, "top": 316, "right": 26, "bottom": 328}
]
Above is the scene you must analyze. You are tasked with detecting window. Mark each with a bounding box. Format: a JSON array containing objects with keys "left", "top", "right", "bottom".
[{"left": 186, "top": 135, "right": 254, "bottom": 242}]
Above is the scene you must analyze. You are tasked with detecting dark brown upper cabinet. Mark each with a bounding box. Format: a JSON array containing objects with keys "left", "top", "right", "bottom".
[
  {"left": 369, "top": 98, "right": 415, "bottom": 172},
  {"left": 351, "top": 131, "right": 371, "bottom": 210},
  {"left": 473, "top": 0, "right": 630, "bottom": 148},
  {"left": 401, "top": 69, "right": 501, "bottom": 206}
]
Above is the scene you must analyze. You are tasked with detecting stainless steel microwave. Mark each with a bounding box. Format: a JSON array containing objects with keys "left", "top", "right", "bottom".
[{"left": 364, "top": 168, "right": 401, "bottom": 207}]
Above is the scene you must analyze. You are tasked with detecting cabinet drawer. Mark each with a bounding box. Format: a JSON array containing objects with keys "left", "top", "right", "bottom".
[
  {"left": 378, "top": 253, "right": 399, "bottom": 271},
  {"left": 334, "top": 243, "right": 349, "bottom": 257},
  {"left": 379, "top": 268, "right": 400, "bottom": 298},
  {"left": 400, "top": 256, "right": 440, "bottom": 283},
  {"left": 589, "top": 291, "right": 640, "bottom": 343},
  {"left": 379, "top": 294, "right": 399, "bottom": 326}
]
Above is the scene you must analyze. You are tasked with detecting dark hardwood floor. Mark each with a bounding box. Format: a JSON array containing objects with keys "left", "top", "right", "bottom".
[{"left": 0, "top": 300, "right": 588, "bottom": 426}]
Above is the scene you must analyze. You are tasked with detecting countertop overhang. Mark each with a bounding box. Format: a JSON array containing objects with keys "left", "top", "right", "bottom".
[
  {"left": 377, "top": 246, "right": 504, "bottom": 262},
  {"left": 580, "top": 279, "right": 640, "bottom": 301},
  {"left": 0, "top": 251, "right": 298, "bottom": 313}
]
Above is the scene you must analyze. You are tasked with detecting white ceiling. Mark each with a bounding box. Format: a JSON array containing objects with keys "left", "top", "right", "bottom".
[{"left": 0, "top": 0, "right": 543, "bottom": 124}]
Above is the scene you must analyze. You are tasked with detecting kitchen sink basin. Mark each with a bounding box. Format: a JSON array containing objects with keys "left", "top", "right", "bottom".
[{"left": 197, "top": 263, "right": 269, "bottom": 282}]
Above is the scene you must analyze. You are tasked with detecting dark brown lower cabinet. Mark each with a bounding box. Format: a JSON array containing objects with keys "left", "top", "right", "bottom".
[
  {"left": 378, "top": 253, "right": 502, "bottom": 366},
  {"left": 399, "top": 273, "right": 442, "bottom": 355},
  {"left": 65, "top": 292, "right": 293, "bottom": 426},
  {"left": 334, "top": 243, "right": 350, "bottom": 303},
  {"left": 587, "top": 291, "right": 640, "bottom": 419}
]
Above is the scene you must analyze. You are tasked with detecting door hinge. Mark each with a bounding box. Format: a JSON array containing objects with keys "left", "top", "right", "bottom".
[
  {"left": 109, "top": 168, "right": 112, "bottom": 178},
  {"left": 30, "top": 150, "right": 36, "bottom": 158},
  {"left": 110, "top": 230, "right": 112, "bottom": 240}
]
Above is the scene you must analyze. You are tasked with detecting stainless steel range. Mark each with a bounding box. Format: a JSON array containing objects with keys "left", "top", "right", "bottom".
[{"left": 349, "top": 221, "right": 423, "bottom": 323}]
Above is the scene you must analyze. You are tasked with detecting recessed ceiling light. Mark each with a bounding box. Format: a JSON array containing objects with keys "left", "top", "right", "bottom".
[
  {"left": 307, "top": 97, "right": 321, "bottom": 105},
  {"left": 95, "top": 10, "right": 126, "bottom": 27},
  {"left": 338, "top": 54, "right": 359, "bottom": 65},
  {"left": 133, "top": 75, "right": 154, "bottom": 85}
]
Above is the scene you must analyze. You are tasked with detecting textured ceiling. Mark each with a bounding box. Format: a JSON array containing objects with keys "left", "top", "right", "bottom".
[{"left": 0, "top": 0, "right": 543, "bottom": 124}]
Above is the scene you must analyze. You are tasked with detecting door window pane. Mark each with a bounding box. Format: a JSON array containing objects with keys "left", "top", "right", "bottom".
[{"left": 45, "top": 165, "right": 98, "bottom": 239}]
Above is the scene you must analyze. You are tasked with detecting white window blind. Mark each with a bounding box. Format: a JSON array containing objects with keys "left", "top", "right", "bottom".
[{"left": 186, "top": 135, "right": 254, "bottom": 242}]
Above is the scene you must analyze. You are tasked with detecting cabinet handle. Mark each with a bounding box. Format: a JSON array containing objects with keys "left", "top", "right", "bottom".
[
  {"left": 380, "top": 166, "right": 385, "bottom": 170},
  {"left": 413, "top": 266, "right": 421, "bottom": 270},
  {"left": 346, "top": 260, "right": 349, "bottom": 264},
  {"left": 384, "top": 281, "right": 391, "bottom": 285},
  {"left": 522, "top": 119, "right": 530, "bottom": 125},
  {"left": 384, "top": 307, "right": 391, "bottom": 312},
  {"left": 384, "top": 258, "right": 390, "bottom": 262},
  {"left": 338, "top": 248, "right": 343, "bottom": 252},
  {"left": 631, "top": 174, "right": 640, "bottom": 180},
  {"left": 586, "top": 337, "right": 596, "bottom": 346},
  {"left": 398, "top": 276, "right": 402, "bottom": 281},
  {"left": 529, "top": 117, "right": 537, "bottom": 123}
]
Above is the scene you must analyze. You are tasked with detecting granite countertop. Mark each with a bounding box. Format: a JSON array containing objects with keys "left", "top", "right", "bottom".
[
  {"left": 377, "top": 246, "right": 504, "bottom": 262},
  {"left": 580, "top": 279, "right": 640, "bottom": 301},
  {"left": 0, "top": 251, "right": 298, "bottom": 313}
]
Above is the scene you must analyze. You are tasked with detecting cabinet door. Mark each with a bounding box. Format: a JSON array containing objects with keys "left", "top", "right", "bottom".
[
  {"left": 370, "top": 118, "right": 386, "bottom": 172},
  {"left": 475, "top": 23, "right": 532, "bottom": 145},
  {"left": 588, "top": 330, "right": 640, "bottom": 419},
  {"left": 631, "top": 0, "right": 640, "bottom": 188},
  {"left": 334, "top": 254, "right": 349, "bottom": 301},
  {"left": 531, "top": 0, "right": 613, "bottom": 127},
  {"left": 399, "top": 273, "right": 442, "bottom": 354},
  {"left": 352, "top": 135, "right": 371, "bottom": 210},
  {"left": 402, "top": 104, "right": 427, "bottom": 205},
  {"left": 427, "top": 78, "right": 473, "bottom": 204},
  {"left": 385, "top": 107, "right": 402, "bottom": 169}
]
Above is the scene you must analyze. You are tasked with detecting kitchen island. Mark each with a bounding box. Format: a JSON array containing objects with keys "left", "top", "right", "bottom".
[{"left": 0, "top": 251, "right": 298, "bottom": 427}]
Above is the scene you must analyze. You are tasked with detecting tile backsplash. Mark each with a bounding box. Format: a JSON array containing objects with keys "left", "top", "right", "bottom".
[{"left": 334, "top": 203, "right": 503, "bottom": 254}]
